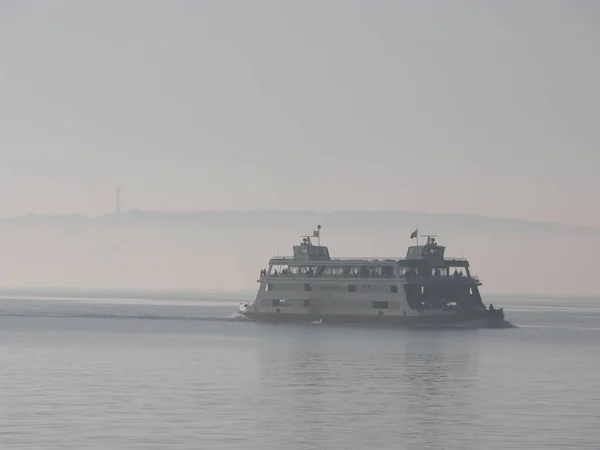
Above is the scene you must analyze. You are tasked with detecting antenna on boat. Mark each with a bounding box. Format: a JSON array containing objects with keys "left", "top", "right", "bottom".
[
  {"left": 314, "top": 224, "right": 321, "bottom": 246},
  {"left": 420, "top": 234, "right": 438, "bottom": 245}
]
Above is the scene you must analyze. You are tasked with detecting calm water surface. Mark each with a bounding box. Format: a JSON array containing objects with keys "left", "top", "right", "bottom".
[{"left": 0, "top": 292, "right": 599, "bottom": 450}]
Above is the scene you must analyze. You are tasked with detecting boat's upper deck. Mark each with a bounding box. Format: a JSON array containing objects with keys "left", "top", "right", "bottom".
[
  {"left": 269, "top": 256, "right": 469, "bottom": 267},
  {"left": 268, "top": 234, "right": 469, "bottom": 267},
  {"left": 261, "top": 232, "right": 476, "bottom": 283},
  {"left": 257, "top": 229, "right": 480, "bottom": 283}
]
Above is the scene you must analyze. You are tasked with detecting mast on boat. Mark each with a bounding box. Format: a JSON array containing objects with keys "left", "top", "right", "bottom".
[{"left": 301, "top": 225, "right": 322, "bottom": 247}]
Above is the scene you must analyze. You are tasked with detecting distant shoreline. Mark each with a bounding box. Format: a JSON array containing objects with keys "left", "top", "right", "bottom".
[{"left": 0, "top": 209, "right": 597, "bottom": 234}]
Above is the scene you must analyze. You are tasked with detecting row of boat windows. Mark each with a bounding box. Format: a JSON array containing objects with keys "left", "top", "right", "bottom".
[
  {"left": 265, "top": 266, "right": 396, "bottom": 278},
  {"left": 263, "top": 266, "right": 468, "bottom": 278},
  {"left": 297, "top": 247, "right": 328, "bottom": 255},
  {"left": 267, "top": 283, "right": 399, "bottom": 293},
  {"left": 263, "top": 288, "right": 480, "bottom": 311},
  {"left": 407, "top": 247, "right": 442, "bottom": 256},
  {"left": 266, "top": 283, "right": 477, "bottom": 298},
  {"left": 266, "top": 299, "right": 392, "bottom": 309},
  {"left": 263, "top": 299, "right": 466, "bottom": 311}
]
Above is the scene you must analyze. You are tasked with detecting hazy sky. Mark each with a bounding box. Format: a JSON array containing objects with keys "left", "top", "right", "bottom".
[{"left": 1, "top": 1, "right": 599, "bottom": 225}]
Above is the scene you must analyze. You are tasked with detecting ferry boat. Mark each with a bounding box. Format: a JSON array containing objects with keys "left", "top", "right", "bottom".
[{"left": 237, "top": 226, "right": 507, "bottom": 328}]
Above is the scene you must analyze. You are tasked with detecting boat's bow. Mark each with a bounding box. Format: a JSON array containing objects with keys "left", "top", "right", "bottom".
[{"left": 237, "top": 302, "right": 251, "bottom": 317}]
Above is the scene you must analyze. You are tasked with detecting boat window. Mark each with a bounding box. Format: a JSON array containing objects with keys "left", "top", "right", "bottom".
[
  {"left": 373, "top": 301, "right": 389, "bottom": 309},
  {"left": 348, "top": 285, "right": 357, "bottom": 292},
  {"left": 267, "top": 284, "right": 274, "bottom": 291},
  {"left": 304, "top": 284, "right": 312, "bottom": 291},
  {"left": 405, "top": 267, "right": 419, "bottom": 276},
  {"left": 390, "top": 285, "right": 398, "bottom": 293},
  {"left": 300, "top": 266, "right": 318, "bottom": 276},
  {"left": 275, "top": 265, "right": 291, "bottom": 275},
  {"left": 304, "top": 300, "right": 311, "bottom": 307},
  {"left": 272, "top": 299, "right": 288, "bottom": 307},
  {"left": 322, "top": 266, "right": 346, "bottom": 276},
  {"left": 361, "top": 266, "right": 395, "bottom": 278},
  {"left": 448, "top": 266, "right": 466, "bottom": 277},
  {"left": 322, "top": 266, "right": 356, "bottom": 277}
]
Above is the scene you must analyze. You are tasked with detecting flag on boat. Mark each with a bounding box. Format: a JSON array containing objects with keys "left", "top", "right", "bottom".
[{"left": 410, "top": 229, "right": 418, "bottom": 239}]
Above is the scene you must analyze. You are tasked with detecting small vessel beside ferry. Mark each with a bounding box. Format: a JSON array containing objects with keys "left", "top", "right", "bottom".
[{"left": 238, "top": 226, "right": 508, "bottom": 328}]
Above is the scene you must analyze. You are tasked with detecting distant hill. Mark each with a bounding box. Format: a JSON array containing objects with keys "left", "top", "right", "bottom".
[{"left": 0, "top": 209, "right": 597, "bottom": 235}]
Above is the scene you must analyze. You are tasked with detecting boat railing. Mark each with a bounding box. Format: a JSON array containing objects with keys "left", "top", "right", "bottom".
[
  {"left": 330, "top": 257, "right": 400, "bottom": 261},
  {"left": 270, "top": 256, "right": 470, "bottom": 262},
  {"left": 269, "top": 256, "right": 400, "bottom": 262},
  {"left": 412, "top": 274, "right": 480, "bottom": 282},
  {"left": 259, "top": 272, "right": 480, "bottom": 281}
]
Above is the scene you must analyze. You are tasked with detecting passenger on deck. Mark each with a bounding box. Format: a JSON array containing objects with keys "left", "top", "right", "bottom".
[{"left": 489, "top": 303, "right": 494, "bottom": 311}]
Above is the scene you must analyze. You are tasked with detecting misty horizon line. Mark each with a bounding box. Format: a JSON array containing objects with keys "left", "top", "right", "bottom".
[{"left": 1, "top": 208, "right": 598, "bottom": 232}]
